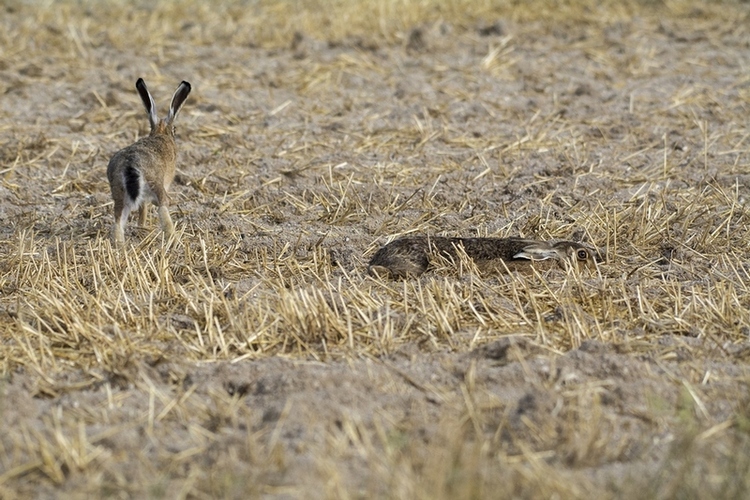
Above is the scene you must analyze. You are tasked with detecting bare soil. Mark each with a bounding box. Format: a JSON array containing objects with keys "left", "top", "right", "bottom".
[{"left": 1, "top": 1, "right": 750, "bottom": 498}]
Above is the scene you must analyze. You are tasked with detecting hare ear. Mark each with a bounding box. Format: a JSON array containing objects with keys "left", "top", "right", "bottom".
[
  {"left": 135, "top": 78, "right": 158, "bottom": 130},
  {"left": 514, "top": 245, "right": 559, "bottom": 261},
  {"left": 166, "top": 81, "right": 191, "bottom": 125}
]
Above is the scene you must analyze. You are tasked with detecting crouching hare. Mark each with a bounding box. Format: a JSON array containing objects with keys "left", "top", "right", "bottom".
[
  {"left": 368, "top": 236, "right": 603, "bottom": 279},
  {"left": 107, "top": 78, "right": 191, "bottom": 243}
]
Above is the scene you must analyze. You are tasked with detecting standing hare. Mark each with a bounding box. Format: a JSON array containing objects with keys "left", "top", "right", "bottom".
[
  {"left": 107, "top": 78, "right": 191, "bottom": 243},
  {"left": 368, "top": 236, "right": 602, "bottom": 278}
]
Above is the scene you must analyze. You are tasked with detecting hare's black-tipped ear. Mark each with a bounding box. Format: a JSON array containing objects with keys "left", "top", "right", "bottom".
[
  {"left": 135, "top": 78, "right": 158, "bottom": 130},
  {"left": 514, "top": 245, "right": 559, "bottom": 261},
  {"left": 166, "top": 81, "right": 191, "bottom": 125}
]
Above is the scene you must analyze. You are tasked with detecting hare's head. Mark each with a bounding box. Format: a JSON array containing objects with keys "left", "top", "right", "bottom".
[
  {"left": 553, "top": 241, "right": 604, "bottom": 269},
  {"left": 513, "top": 240, "right": 603, "bottom": 269},
  {"left": 136, "top": 78, "right": 191, "bottom": 138}
]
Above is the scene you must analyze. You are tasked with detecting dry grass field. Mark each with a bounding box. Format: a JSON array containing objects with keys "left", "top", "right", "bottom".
[{"left": 1, "top": 0, "right": 750, "bottom": 497}]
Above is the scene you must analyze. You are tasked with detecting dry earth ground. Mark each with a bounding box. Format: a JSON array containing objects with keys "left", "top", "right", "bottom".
[{"left": 1, "top": 0, "right": 750, "bottom": 498}]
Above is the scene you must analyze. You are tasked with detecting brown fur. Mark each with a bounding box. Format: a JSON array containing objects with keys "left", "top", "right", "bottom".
[
  {"left": 106, "top": 78, "right": 191, "bottom": 243},
  {"left": 368, "top": 236, "right": 602, "bottom": 278}
]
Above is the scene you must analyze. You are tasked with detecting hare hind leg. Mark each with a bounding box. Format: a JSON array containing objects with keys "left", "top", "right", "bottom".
[
  {"left": 151, "top": 185, "right": 175, "bottom": 239},
  {"left": 138, "top": 205, "right": 148, "bottom": 227},
  {"left": 157, "top": 204, "right": 175, "bottom": 238},
  {"left": 112, "top": 199, "right": 130, "bottom": 244}
]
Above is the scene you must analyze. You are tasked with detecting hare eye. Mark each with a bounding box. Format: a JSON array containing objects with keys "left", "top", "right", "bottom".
[{"left": 577, "top": 249, "right": 588, "bottom": 260}]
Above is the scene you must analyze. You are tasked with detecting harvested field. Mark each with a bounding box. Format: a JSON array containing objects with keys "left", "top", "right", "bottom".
[{"left": 1, "top": 0, "right": 750, "bottom": 497}]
